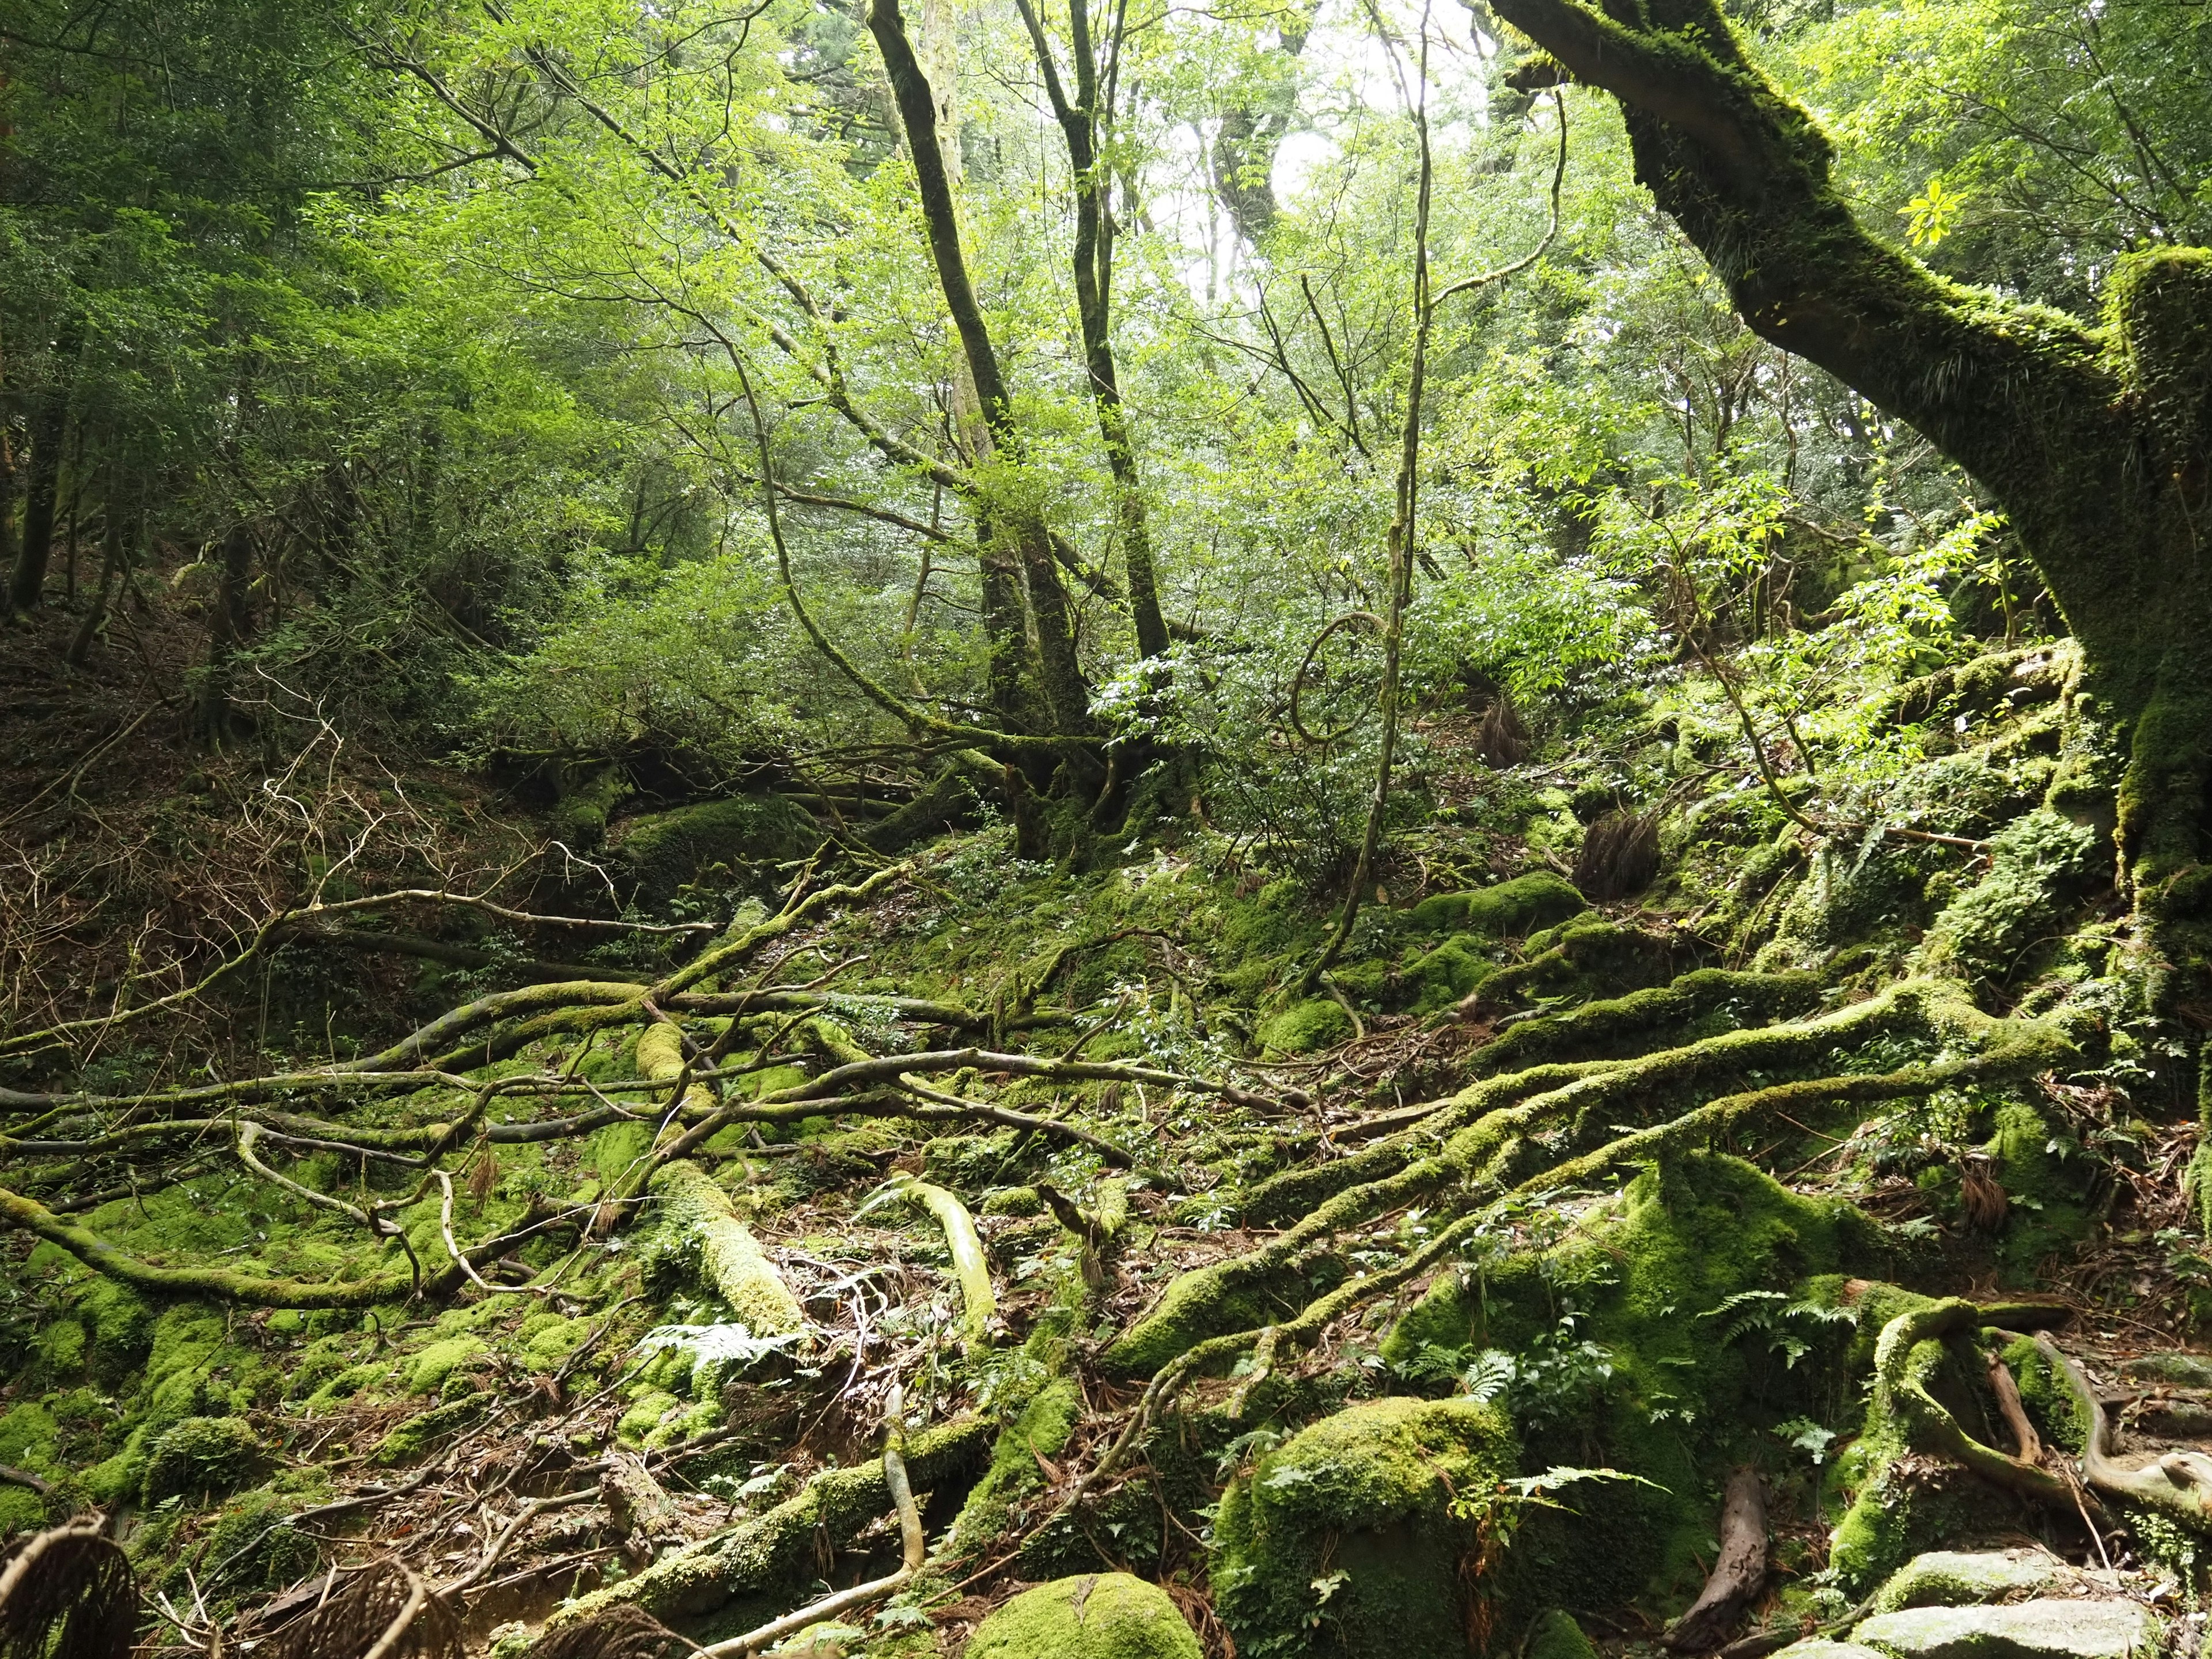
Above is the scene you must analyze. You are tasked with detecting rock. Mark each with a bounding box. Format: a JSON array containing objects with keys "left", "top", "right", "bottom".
[
  {"left": 1524, "top": 1608, "right": 1602, "bottom": 1659},
  {"left": 608, "top": 795, "right": 816, "bottom": 904},
  {"left": 1870, "top": 1550, "right": 2089, "bottom": 1614},
  {"left": 964, "top": 1573, "right": 1202, "bottom": 1659},
  {"left": 2122, "top": 1353, "right": 2212, "bottom": 1388},
  {"left": 1209, "top": 1395, "right": 1516, "bottom": 1659},
  {"left": 1772, "top": 1644, "right": 1891, "bottom": 1659},
  {"left": 1852, "top": 1599, "right": 2158, "bottom": 1659},
  {"left": 1409, "top": 872, "right": 1588, "bottom": 937}
]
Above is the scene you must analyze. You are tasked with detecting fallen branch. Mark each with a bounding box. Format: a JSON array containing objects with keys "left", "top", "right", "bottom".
[{"left": 1661, "top": 1467, "right": 1766, "bottom": 1651}]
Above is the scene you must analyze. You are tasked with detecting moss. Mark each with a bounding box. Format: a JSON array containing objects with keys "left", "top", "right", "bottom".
[
  {"left": 965, "top": 1573, "right": 1203, "bottom": 1659},
  {"left": 949, "top": 1379, "right": 1081, "bottom": 1555},
  {"left": 523, "top": 1315, "right": 593, "bottom": 1370},
  {"left": 406, "top": 1335, "right": 490, "bottom": 1395},
  {"left": 1385, "top": 1157, "right": 1890, "bottom": 1617},
  {"left": 1921, "top": 810, "right": 2104, "bottom": 984},
  {"left": 1980, "top": 1100, "right": 2090, "bottom": 1284},
  {"left": 372, "top": 1392, "right": 491, "bottom": 1465},
  {"left": 1867, "top": 1548, "right": 2070, "bottom": 1613},
  {"left": 1479, "top": 918, "right": 1682, "bottom": 1006},
  {"left": 647, "top": 1160, "right": 806, "bottom": 1336},
  {"left": 203, "top": 1490, "right": 321, "bottom": 1592},
  {"left": 1403, "top": 935, "right": 1496, "bottom": 1012},
  {"left": 1101, "top": 1253, "right": 1305, "bottom": 1377},
  {"left": 1257, "top": 998, "right": 1354, "bottom": 1055},
  {"left": 609, "top": 795, "right": 816, "bottom": 905},
  {"left": 618, "top": 1389, "right": 683, "bottom": 1446},
  {"left": 142, "top": 1415, "right": 264, "bottom": 1505},
  {"left": 1523, "top": 1608, "right": 1600, "bottom": 1659},
  {"left": 1210, "top": 1396, "right": 1516, "bottom": 1659},
  {"left": 1411, "top": 873, "right": 1588, "bottom": 937},
  {"left": 1470, "top": 969, "right": 1823, "bottom": 1077},
  {"left": 547, "top": 1414, "right": 992, "bottom": 1628},
  {"left": 0, "top": 1486, "right": 44, "bottom": 1537}
]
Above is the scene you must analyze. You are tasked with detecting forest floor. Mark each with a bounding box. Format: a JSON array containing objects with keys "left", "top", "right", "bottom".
[{"left": 5, "top": 602, "right": 2212, "bottom": 1659}]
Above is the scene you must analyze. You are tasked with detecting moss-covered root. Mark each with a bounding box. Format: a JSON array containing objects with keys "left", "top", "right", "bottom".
[
  {"left": 1830, "top": 1300, "right": 2077, "bottom": 1590},
  {"left": 647, "top": 1161, "right": 805, "bottom": 1338},
  {"left": 544, "top": 1414, "right": 991, "bottom": 1628},
  {"left": 2040, "top": 1334, "right": 2212, "bottom": 1533},
  {"left": 893, "top": 1173, "right": 995, "bottom": 1345},
  {"left": 965, "top": 1573, "right": 1203, "bottom": 1659},
  {"left": 1112, "top": 979, "right": 2065, "bottom": 1377}
]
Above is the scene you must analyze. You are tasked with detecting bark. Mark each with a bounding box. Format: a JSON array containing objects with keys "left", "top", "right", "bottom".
[
  {"left": 192, "top": 517, "right": 255, "bottom": 742},
  {"left": 868, "top": 0, "right": 1096, "bottom": 739},
  {"left": 1488, "top": 0, "right": 2212, "bottom": 950},
  {"left": 1210, "top": 5, "right": 1315, "bottom": 245},
  {"left": 1014, "top": 0, "right": 1171, "bottom": 658},
  {"left": 6, "top": 392, "right": 63, "bottom": 612},
  {"left": 1661, "top": 1466, "right": 1766, "bottom": 1651}
]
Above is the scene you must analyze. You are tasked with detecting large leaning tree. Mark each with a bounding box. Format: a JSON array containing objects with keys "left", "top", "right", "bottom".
[{"left": 1489, "top": 0, "right": 2212, "bottom": 1005}]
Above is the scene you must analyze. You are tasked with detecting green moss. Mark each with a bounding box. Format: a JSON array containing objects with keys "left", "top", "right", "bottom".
[
  {"left": 373, "top": 1392, "right": 491, "bottom": 1465},
  {"left": 965, "top": 1573, "right": 1203, "bottom": 1659},
  {"left": 1868, "top": 1548, "right": 2070, "bottom": 1613},
  {"left": 1981, "top": 1100, "right": 2090, "bottom": 1284},
  {"left": 1403, "top": 935, "right": 1496, "bottom": 1012},
  {"left": 1523, "top": 1608, "right": 1600, "bottom": 1659},
  {"left": 1469, "top": 969, "right": 1822, "bottom": 1077},
  {"left": 1921, "top": 809, "right": 2103, "bottom": 985},
  {"left": 1411, "top": 873, "right": 1588, "bottom": 938},
  {"left": 523, "top": 1316, "right": 593, "bottom": 1370},
  {"left": 1257, "top": 998, "right": 1354, "bottom": 1055},
  {"left": 1101, "top": 1253, "right": 1305, "bottom": 1378},
  {"left": 609, "top": 795, "right": 816, "bottom": 905},
  {"left": 143, "top": 1415, "right": 264, "bottom": 1505},
  {"left": 1210, "top": 1396, "right": 1516, "bottom": 1659},
  {"left": 407, "top": 1335, "right": 490, "bottom": 1395},
  {"left": 0, "top": 1486, "right": 44, "bottom": 1537},
  {"left": 949, "top": 1380, "right": 1081, "bottom": 1555},
  {"left": 203, "top": 1490, "right": 321, "bottom": 1592},
  {"left": 619, "top": 1389, "right": 683, "bottom": 1446}
]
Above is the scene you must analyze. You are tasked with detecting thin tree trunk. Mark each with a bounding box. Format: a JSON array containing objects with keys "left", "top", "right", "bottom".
[
  {"left": 1013, "top": 0, "right": 1171, "bottom": 660},
  {"left": 67, "top": 510, "right": 123, "bottom": 668},
  {"left": 7, "top": 395, "right": 63, "bottom": 612},
  {"left": 194, "top": 519, "right": 255, "bottom": 743},
  {"left": 869, "top": 0, "right": 1096, "bottom": 740}
]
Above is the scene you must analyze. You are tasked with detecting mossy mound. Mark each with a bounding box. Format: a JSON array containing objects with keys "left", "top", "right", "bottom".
[
  {"left": 1209, "top": 1395, "right": 1516, "bottom": 1659},
  {"left": 1257, "top": 998, "right": 1354, "bottom": 1054},
  {"left": 1523, "top": 1608, "right": 1601, "bottom": 1659},
  {"left": 1384, "top": 1154, "right": 1889, "bottom": 1616},
  {"left": 1410, "top": 873, "right": 1588, "bottom": 938},
  {"left": 142, "top": 1414, "right": 264, "bottom": 1504},
  {"left": 609, "top": 794, "right": 817, "bottom": 904},
  {"left": 964, "top": 1573, "right": 1202, "bottom": 1659}
]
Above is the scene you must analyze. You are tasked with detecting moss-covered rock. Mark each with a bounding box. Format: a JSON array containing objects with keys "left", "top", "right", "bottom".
[
  {"left": 1410, "top": 873, "right": 1588, "bottom": 938},
  {"left": 372, "top": 1392, "right": 491, "bottom": 1465},
  {"left": 406, "top": 1335, "right": 490, "bottom": 1395},
  {"left": 609, "top": 795, "right": 816, "bottom": 905},
  {"left": 1849, "top": 1599, "right": 2156, "bottom": 1659},
  {"left": 1257, "top": 998, "right": 1354, "bottom": 1055},
  {"left": 143, "top": 1415, "right": 264, "bottom": 1504},
  {"left": 1209, "top": 1395, "right": 1516, "bottom": 1659},
  {"left": 965, "top": 1573, "right": 1203, "bottom": 1659},
  {"left": 1868, "top": 1550, "right": 2080, "bottom": 1615},
  {"left": 1523, "top": 1608, "right": 1601, "bottom": 1659}
]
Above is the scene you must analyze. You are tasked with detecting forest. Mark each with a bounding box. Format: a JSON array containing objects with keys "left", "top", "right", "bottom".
[{"left": 2, "top": 0, "right": 2210, "bottom": 1654}]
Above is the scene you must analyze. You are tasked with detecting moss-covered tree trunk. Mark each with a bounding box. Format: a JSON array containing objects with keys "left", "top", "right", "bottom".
[{"left": 1491, "top": 0, "right": 2212, "bottom": 993}]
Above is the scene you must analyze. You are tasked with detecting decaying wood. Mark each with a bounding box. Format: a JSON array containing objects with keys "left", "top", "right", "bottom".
[{"left": 1660, "top": 1466, "right": 1766, "bottom": 1652}]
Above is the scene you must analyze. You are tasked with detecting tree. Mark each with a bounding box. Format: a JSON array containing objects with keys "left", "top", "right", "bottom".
[{"left": 1489, "top": 0, "right": 2212, "bottom": 994}]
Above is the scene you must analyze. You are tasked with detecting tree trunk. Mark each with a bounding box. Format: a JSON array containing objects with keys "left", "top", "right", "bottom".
[
  {"left": 6, "top": 395, "right": 63, "bottom": 613},
  {"left": 1487, "top": 0, "right": 2212, "bottom": 986},
  {"left": 192, "top": 518, "right": 255, "bottom": 743},
  {"left": 869, "top": 0, "right": 1096, "bottom": 740},
  {"left": 1014, "top": 0, "right": 1172, "bottom": 661}
]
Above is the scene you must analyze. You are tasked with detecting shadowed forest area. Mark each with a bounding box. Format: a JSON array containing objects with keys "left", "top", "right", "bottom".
[{"left": 3, "top": 0, "right": 2212, "bottom": 1656}]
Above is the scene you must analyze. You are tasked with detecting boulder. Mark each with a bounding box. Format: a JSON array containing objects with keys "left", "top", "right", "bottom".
[
  {"left": 1869, "top": 1550, "right": 2090, "bottom": 1615},
  {"left": 1209, "top": 1395, "right": 1516, "bottom": 1659},
  {"left": 964, "top": 1573, "right": 1201, "bottom": 1659},
  {"left": 1853, "top": 1599, "right": 2158, "bottom": 1659}
]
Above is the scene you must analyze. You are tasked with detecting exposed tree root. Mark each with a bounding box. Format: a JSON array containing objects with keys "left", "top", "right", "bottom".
[
  {"left": 2042, "top": 1334, "right": 2212, "bottom": 1531},
  {"left": 1660, "top": 1467, "right": 1766, "bottom": 1652}
]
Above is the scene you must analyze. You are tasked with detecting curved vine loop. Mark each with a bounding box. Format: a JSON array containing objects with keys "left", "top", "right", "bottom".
[{"left": 1288, "top": 609, "right": 1385, "bottom": 747}]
